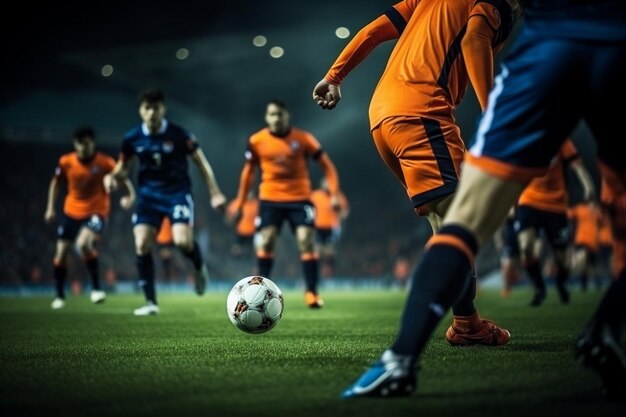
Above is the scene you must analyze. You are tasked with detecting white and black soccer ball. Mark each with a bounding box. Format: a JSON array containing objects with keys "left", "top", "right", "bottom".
[{"left": 226, "top": 276, "right": 284, "bottom": 334}]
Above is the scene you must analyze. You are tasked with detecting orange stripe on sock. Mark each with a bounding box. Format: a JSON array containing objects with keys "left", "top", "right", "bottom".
[
  {"left": 256, "top": 250, "right": 274, "bottom": 259},
  {"left": 300, "top": 252, "right": 319, "bottom": 261},
  {"left": 426, "top": 234, "right": 475, "bottom": 264}
]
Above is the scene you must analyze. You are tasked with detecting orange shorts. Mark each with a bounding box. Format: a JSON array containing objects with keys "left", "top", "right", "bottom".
[{"left": 371, "top": 116, "right": 465, "bottom": 214}]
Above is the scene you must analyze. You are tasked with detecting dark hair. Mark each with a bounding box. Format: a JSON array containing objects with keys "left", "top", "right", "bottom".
[
  {"left": 73, "top": 126, "right": 95, "bottom": 141},
  {"left": 139, "top": 88, "right": 165, "bottom": 105},
  {"left": 267, "top": 99, "right": 288, "bottom": 110}
]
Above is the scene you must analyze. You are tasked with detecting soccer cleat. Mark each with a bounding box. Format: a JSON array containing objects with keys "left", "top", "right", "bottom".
[
  {"left": 90, "top": 290, "right": 106, "bottom": 304},
  {"left": 530, "top": 289, "right": 547, "bottom": 307},
  {"left": 193, "top": 264, "right": 209, "bottom": 296},
  {"left": 341, "top": 349, "right": 417, "bottom": 398},
  {"left": 51, "top": 298, "right": 66, "bottom": 310},
  {"left": 446, "top": 317, "right": 511, "bottom": 346},
  {"left": 133, "top": 302, "right": 160, "bottom": 316},
  {"left": 305, "top": 291, "right": 324, "bottom": 309},
  {"left": 576, "top": 319, "right": 626, "bottom": 400}
]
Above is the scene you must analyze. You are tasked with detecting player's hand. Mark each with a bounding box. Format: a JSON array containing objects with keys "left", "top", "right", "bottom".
[
  {"left": 211, "top": 192, "right": 227, "bottom": 212},
  {"left": 120, "top": 195, "right": 135, "bottom": 210},
  {"left": 225, "top": 205, "right": 242, "bottom": 226},
  {"left": 103, "top": 174, "right": 118, "bottom": 193},
  {"left": 330, "top": 195, "right": 341, "bottom": 211},
  {"left": 44, "top": 209, "right": 56, "bottom": 224},
  {"left": 312, "top": 79, "right": 341, "bottom": 110}
]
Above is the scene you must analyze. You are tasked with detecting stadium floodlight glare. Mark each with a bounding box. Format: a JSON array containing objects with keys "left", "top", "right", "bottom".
[
  {"left": 101, "top": 65, "right": 114, "bottom": 77},
  {"left": 269, "top": 46, "right": 284, "bottom": 58},
  {"left": 253, "top": 35, "right": 267, "bottom": 47},
  {"left": 335, "top": 27, "right": 350, "bottom": 39},
  {"left": 176, "top": 48, "right": 190, "bottom": 60}
]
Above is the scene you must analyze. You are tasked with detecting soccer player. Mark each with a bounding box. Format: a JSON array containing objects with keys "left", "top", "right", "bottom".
[
  {"left": 226, "top": 191, "right": 259, "bottom": 258},
  {"left": 227, "top": 99, "right": 339, "bottom": 308},
  {"left": 514, "top": 138, "right": 595, "bottom": 306},
  {"left": 493, "top": 206, "right": 523, "bottom": 298},
  {"left": 568, "top": 202, "right": 602, "bottom": 291},
  {"left": 333, "top": 0, "right": 626, "bottom": 399},
  {"left": 105, "top": 88, "right": 226, "bottom": 316},
  {"left": 44, "top": 126, "right": 135, "bottom": 309},
  {"left": 313, "top": 0, "right": 518, "bottom": 345},
  {"left": 155, "top": 216, "right": 177, "bottom": 283},
  {"left": 310, "top": 177, "right": 350, "bottom": 277}
]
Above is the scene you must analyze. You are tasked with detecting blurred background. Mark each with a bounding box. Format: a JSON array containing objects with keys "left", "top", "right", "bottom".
[{"left": 0, "top": 0, "right": 599, "bottom": 294}]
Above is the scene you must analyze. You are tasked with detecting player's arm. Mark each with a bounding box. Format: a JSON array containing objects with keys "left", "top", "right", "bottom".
[
  {"left": 104, "top": 157, "right": 133, "bottom": 193},
  {"left": 118, "top": 177, "right": 136, "bottom": 210},
  {"left": 570, "top": 159, "right": 596, "bottom": 203},
  {"left": 44, "top": 176, "right": 60, "bottom": 224},
  {"left": 461, "top": 15, "right": 498, "bottom": 112},
  {"left": 227, "top": 161, "right": 257, "bottom": 224},
  {"left": 316, "top": 152, "right": 341, "bottom": 208},
  {"left": 313, "top": 0, "right": 418, "bottom": 110},
  {"left": 190, "top": 147, "right": 227, "bottom": 211}
]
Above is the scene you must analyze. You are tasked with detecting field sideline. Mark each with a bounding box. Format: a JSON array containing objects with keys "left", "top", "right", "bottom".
[{"left": 1, "top": 288, "right": 624, "bottom": 417}]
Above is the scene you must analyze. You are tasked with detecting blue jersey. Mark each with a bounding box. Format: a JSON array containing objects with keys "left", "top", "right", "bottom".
[
  {"left": 523, "top": 0, "right": 626, "bottom": 40},
  {"left": 121, "top": 119, "right": 199, "bottom": 198}
]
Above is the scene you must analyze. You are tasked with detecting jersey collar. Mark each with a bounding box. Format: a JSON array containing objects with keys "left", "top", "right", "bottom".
[{"left": 142, "top": 119, "right": 169, "bottom": 136}]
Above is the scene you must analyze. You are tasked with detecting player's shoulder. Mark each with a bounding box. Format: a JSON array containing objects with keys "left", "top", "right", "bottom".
[
  {"left": 59, "top": 152, "right": 76, "bottom": 165},
  {"left": 123, "top": 125, "right": 143, "bottom": 141},
  {"left": 471, "top": 0, "right": 516, "bottom": 45},
  {"left": 291, "top": 127, "right": 313, "bottom": 138},
  {"left": 166, "top": 121, "right": 192, "bottom": 138},
  {"left": 249, "top": 127, "right": 270, "bottom": 143},
  {"left": 95, "top": 151, "right": 116, "bottom": 165}
]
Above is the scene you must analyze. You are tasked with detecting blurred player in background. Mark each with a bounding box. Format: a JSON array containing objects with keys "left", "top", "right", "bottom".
[
  {"left": 105, "top": 88, "right": 226, "bottom": 316},
  {"left": 310, "top": 176, "right": 350, "bottom": 277},
  {"left": 568, "top": 202, "right": 602, "bottom": 291},
  {"left": 227, "top": 191, "right": 259, "bottom": 259},
  {"left": 514, "top": 138, "right": 595, "bottom": 306},
  {"left": 155, "top": 216, "right": 177, "bottom": 283},
  {"left": 313, "top": 0, "right": 518, "bottom": 346},
  {"left": 45, "top": 126, "right": 135, "bottom": 309},
  {"left": 493, "top": 206, "right": 523, "bottom": 298},
  {"left": 227, "top": 100, "right": 340, "bottom": 308}
]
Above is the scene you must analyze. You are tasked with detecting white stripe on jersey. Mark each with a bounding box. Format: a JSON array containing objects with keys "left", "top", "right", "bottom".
[{"left": 470, "top": 65, "right": 509, "bottom": 157}]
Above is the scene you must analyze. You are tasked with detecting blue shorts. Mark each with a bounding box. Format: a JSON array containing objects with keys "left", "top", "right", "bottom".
[
  {"left": 133, "top": 192, "right": 194, "bottom": 229},
  {"left": 57, "top": 213, "right": 106, "bottom": 240},
  {"left": 257, "top": 200, "right": 315, "bottom": 232},
  {"left": 468, "top": 28, "right": 626, "bottom": 179},
  {"left": 514, "top": 205, "right": 571, "bottom": 250},
  {"left": 316, "top": 227, "right": 341, "bottom": 245}
]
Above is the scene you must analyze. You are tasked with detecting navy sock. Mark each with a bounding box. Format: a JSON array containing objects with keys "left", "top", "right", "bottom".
[
  {"left": 181, "top": 241, "right": 202, "bottom": 271},
  {"left": 302, "top": 259, "right": 320, "bottom": 293},
  {"left": 526, "top": 260, "right": 545, "bottom": 291},
  {"left": 85, "top": 257, "right": 100, "bottom": 290},
  {"left": 452, "top": 272, "right": 477, "bottom": 316},
  {"left": 53, "top": 264, "right": 67, "bottom": 299},
  {"left": 392, "top": 225, "right": 477, "bottom": 356},
  {"left": 258, "top": 257, "right": 274, "bottom": 278},
  {"left": 137, "top": 254, "right": 156, "bottom": 304}
]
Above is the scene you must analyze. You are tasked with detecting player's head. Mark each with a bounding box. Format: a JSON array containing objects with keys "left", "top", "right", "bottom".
[
  {"left": 138, "top": 88, "right": 166, "bottom": 133},
  {"left": 73, "top": 126, "right": 96, "bottom": 160},
  {"left": 265, "top": 99, "right": 290, "bottom": 135}
]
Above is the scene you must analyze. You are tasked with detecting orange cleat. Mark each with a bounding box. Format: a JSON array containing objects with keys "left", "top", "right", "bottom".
[
  {"left": 305, "top": 291, "right": 324, "bottom": 309},
  {"left": 445, "top": 312, "right": 511, "bottom": 346}
]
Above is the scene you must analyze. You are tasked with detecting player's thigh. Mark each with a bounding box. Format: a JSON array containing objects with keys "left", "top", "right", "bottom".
[
  {"left": 75, "top": 215, "right": 105, "bottom": 251},
  {"left": 295, "top": 225, "right": 316, "bottom": 252},
  {"left": 171, "top": 222, "right": 193, "bottom": 249},
  {"left": 471, "top": 37, "right": 585, "bottom": 173},
  {"left": 54, "top": 239, "right": 73, "bottom": 260},
  {"left": 133, "top": 224, "right": 157, "bottom": 254},
  {"left": 256, "top": 226, "right": 278, "bottom": 250}
]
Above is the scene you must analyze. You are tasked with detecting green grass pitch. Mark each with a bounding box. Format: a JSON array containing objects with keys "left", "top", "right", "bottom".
[{"left": 1, "top": 287, "right": 624, "bottom": 417}]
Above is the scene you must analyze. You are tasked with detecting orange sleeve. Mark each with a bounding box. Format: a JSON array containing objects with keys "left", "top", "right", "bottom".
[
  {"left": 325, "top": 0, "right": 420, "bottom": 85},
  {"left": 461, "top": 14, "right": 498, "bottom": 111},
  {"left": 303, "top": 132, "right": 322, "bottom": 157}
]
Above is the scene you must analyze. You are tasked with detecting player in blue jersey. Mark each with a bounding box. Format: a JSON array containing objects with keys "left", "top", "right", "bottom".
[
  {"left": 105, "top": 88, "right": 227, "bottom": 316},
  {"left": 336, "top": 0, "right": 626, "bottom": 399}
]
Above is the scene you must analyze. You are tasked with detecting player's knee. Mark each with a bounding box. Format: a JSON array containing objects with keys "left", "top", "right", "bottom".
[
  {"left": 135, "top": 239, "right": 152, "bottom": 255},
  {"left": 297, "top": 236, "right": 315, "bottom": 253},
  {"left": 173, "top": 237, "right": 193, "bottom": 252}
]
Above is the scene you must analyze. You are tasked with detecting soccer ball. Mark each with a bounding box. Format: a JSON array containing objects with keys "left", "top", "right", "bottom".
[{"left": 226, "top": 276, "right": 284, "bottom": 334}]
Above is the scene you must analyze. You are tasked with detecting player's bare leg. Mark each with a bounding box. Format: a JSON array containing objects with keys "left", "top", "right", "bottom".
[
  {"left": 133, "top": 225, "right": 159, "bottom": 316},
  {"left": 172, "top": 222, "right": 208, "bottom": 295},
  {"left": 297, "top": 225, "right": 323, "bottom": 308},
  {"left": 255, "top": 226, "right": 278, "bottom": 278},
  {"left": 75, "top": 227, "right": 105, "bottom": 304},
  {"left": 519, "top": 228, "right": 547, "bottom": 306},
  {"left": 51, "top": 239, "right": 72, "bottom": 309}
]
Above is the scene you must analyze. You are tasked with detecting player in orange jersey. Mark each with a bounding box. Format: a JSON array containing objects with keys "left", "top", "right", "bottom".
[
  {"left": 226, "top": 191, "right": 259, "bottom": 258},
  {"left": 310, "top": 176, "right": 350, "bottom": 277},
  {"left": 44, "top": 126, "right": 135, "bottom": 309},
  {"left": 514, "top": 139, "right": 595, "bottom": 306},
  {"left": 568, "top": 202, "right": 602, "bottom": 291},
  {"left": 313, "top": 0, "right": 520, "bottom": 346},
  {"left": 227, "top": 100, "right": 340, "bottom": 308}
]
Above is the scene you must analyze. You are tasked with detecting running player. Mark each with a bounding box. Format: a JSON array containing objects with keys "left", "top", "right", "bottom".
[
  {"left": 227, "top": 100, "right": 340, "bottom": 308},
  {"left": 313, "top": 0, "right": 519, "bottom": 345},
  {"left": 335, "top": 0, "right": 626, "bottom": 399},
  {"left": 568, "top": 202, "right": 602, "bottom": 291},
  {"left": 45, "top": 126, "right": 135, "bottom": 309},
  {"left": 226, "top": 191, "right": 259, "bottom": 258},
  {"left": 105, "top": 88, "right": 226, "bottom": 316}
]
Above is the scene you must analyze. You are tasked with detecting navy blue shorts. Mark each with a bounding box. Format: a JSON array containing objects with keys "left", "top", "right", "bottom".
[
  {"left": 468, "top": 28, "right": 626, "bottom": 178},
  {"left": 57, "top": 213, "right": 106, "bottom": 240},
  {"left": 133, "top": 192, "right": 194, "bottom": 229},
  {"left": 257, "top": 200, "right": 315, "bottom": 232},
  {"left": 514, "top": 205, "right": 571, "bottom": 250},
  {"left": 500, "top": 216, "right": 519, "bottom": 258}
]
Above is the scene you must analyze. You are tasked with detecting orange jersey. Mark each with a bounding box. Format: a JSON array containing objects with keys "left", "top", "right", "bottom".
[
  {"left": 156, "top": 217, "right": 173, "bottom": 245},
  {"left": 55, "top": 151, "right": 116, "bottom": 219},
  {"left": 246, "top": 127, "right": 322, "bottom": 202},
  {"left": 310, "top": 189, "right": 349, "bottom": 229},
  {"left": 518, "top": 139, "right": 579, "bottom": 213},
  {"left": 568, "top": 203, "right": 600, "bottom": 252},
  {"left": 326, "top": 0, "right": 514, "bottom": 129},
  {"left": 228, "top": 198, "right": 259, "bottom": 236}
]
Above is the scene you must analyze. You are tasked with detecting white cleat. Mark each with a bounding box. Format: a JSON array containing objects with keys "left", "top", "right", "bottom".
[
  {"left": 90, "top": 290, "right": 106, "bottom": 304},
  {"left": 51, "top": 298, "right": 66, "bottom": 310},
  {"left": 194, "top": 264, "right": 209, "bottom": 296},
  {"left": 133, "top": 302, "right": 159, "bottom": 316}
]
